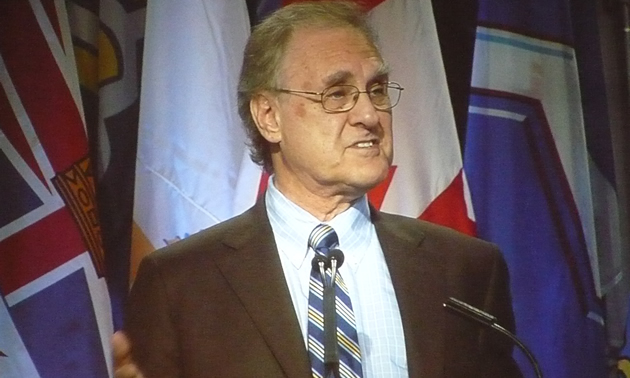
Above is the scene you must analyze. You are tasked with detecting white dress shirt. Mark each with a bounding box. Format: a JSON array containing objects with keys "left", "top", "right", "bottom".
[{"left": 265, "top": 177, "right": 409, "bottom": 378}]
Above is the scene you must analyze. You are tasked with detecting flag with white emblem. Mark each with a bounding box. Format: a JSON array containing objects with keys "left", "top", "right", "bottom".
[
  {"left": 464, "top": 0, "right": 619, "bottom": 375},
  {"left": 131, "top": 0, "right": 251, "bottom": 270}
]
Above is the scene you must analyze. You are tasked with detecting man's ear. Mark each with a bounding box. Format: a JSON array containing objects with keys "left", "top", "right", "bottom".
[{"left": 250, "top": 93, "right": 282, "bottom": 143}]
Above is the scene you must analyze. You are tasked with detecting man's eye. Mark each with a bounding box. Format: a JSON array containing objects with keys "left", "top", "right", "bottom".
[
  {"left": 325, "top": 88, "right": 349, "bottom": 99},
  {"left": 369, "top": 84, "right": 387, "bottom": 96}
]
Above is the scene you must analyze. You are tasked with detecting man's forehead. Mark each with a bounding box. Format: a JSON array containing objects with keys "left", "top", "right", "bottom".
[
  {"left": 282, "top": 26, "right": 387, "bottom": 83},
  {"left": 288, "top": 24, "right": 378, "bottom": 54},
  {"left": 320, "top": 64, "right": 389, "bottom": 86}
]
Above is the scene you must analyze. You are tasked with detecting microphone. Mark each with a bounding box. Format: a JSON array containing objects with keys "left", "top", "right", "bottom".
[
  {"left": 311, "top": 254, "right": 327, "bottom": 286},
  {"left": 328, "top": 249, "right": 345, "bottom": 267},
  {"left": 325, "top": 249, "right": 345, "bottom": 378},
  {"left": 443, "top": 297, "right": 543, "bottom": 378},
  {"left": 328, "top": 249, "right": 344, "bottom": 287},
  {"left": 311, "top": 249, "right": 346, "bottom": 378}
]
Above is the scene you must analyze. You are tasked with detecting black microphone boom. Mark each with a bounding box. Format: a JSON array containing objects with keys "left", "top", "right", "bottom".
[
  {"left": 323, "top": 278, "right": 339, "bottom": 377},
  {"left": 443, "top": 297, "right": 543, "bottom": 378},
  {"left": 311, "top": 249, "right": 347, "bottom": 378}
]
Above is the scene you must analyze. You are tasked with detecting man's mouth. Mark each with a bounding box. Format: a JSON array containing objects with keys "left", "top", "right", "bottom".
[{"left": 353, "top": 139, "right": 378, "bottom": 148}]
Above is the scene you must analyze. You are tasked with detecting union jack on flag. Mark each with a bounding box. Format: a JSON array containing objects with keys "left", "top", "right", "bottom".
[{"left": 0, "top": 1, "right": 113, "bottom": 376}]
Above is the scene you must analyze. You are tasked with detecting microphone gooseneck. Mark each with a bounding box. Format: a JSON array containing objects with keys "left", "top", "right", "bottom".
[
  {"left": 443, "top": 297, "right": 543, "bottom": 378},
  {"left": 323, "top": 274, "right": 339, "bottom": 377},
  {"left": 310, "top": 249, "right": 347, "bottom": 378}
]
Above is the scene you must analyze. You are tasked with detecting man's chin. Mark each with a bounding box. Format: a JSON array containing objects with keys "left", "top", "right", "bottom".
[{"left": 348, "top": 167, "right": 391, "bottom": 193}]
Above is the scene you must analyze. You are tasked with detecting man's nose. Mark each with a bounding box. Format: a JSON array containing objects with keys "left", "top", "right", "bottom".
[{"left": 348, "top": 92, "right": 380, "bottom": 128}]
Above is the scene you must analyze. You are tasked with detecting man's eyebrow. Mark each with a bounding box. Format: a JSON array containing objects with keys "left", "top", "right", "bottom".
[
  {"left": 322, "top": 71, "right": 353, "bottom": 87},
  {"left": 321, "top": 63, "right": 391, "bottom": 87}
]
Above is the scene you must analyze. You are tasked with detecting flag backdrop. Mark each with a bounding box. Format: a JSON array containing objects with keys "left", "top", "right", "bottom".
[
  {"left": 0, "top": 0, "right": 113, "bottom": 376},
  {"left": 66, "top": 0, "right": 146, "bottom": 330},
  {"left": 464, "top": 0, "right": 621, "bottom": 376},
  {"left": 131, "top": 0, "right": 476, "bottom": 273},
  {"left": 570, "top": 0, "right": 628, "bottom": 362},
  {"left": 0, "top": 0, "right": 626, "bottom": 376},
  {"left": 131, "top": 0, "right": 251, "bottom": 272},
  {"left": 368, "top": 0, "right": 475, "bottom": 233}
]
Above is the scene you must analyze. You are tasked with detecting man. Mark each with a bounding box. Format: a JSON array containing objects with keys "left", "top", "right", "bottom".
[{"left": 115, "top": 2, "right": 523, "bottom": 377}]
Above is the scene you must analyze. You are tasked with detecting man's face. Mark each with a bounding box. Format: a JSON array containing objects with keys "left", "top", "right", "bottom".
[{"left": 267, "top": 26, "right": 394, "bottom": 200}]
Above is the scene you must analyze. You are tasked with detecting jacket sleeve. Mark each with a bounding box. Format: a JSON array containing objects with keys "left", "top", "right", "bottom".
[{"left": 124, "top": 255, "right": 183, "bottom": 378}]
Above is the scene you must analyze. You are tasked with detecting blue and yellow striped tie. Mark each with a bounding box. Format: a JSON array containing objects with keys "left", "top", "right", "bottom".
[{"left": 307, "top": 224, "right": 362, "bottom": 378}]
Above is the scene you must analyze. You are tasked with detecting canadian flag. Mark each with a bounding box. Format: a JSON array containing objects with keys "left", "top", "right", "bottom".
[{"left": 366, "top": 0, "right": 474, "bottom": 233}]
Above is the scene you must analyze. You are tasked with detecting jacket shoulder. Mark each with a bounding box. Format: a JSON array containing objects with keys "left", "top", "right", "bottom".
[
  {"left": 375, "top": 210, "right": 500, "bottom": 259},
  {"left": 141, "top": 201, "right": 267, "bottom": 267}
]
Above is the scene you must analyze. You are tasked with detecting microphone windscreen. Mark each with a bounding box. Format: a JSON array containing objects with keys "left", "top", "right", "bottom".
[
  {"left": 328, "top": 249, "right": 345, "bottom": 269},
  {"left": 311, "top": 254, "right": 327, "bottom": 271}
]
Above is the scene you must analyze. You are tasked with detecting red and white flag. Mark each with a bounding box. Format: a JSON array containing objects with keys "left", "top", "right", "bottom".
[
  {"left": 368, "top": 0, "right": 475, "bottom": 233},
  {"left": 0, "top": 0, "right": 112, "bottom": 375}
]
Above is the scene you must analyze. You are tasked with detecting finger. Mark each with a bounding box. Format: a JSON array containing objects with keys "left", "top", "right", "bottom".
[
  {"left": 114, "top": 363, "right": 144, "bottom": 378},
  {"left": 111, "top": 331, "right": 132, "bottom": 365}
]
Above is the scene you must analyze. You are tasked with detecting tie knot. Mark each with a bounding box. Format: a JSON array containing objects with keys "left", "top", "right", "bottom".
[{"left": 308, "top": 224, "right": 339, "bottom": 255}]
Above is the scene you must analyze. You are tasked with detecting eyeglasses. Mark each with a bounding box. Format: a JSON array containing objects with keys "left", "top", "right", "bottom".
[{"left": 274, "top": 82, "right": 404, "bottom": 113}]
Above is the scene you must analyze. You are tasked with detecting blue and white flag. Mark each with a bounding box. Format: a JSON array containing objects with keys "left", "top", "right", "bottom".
[
  {"left": 131, "top": 0, "right": 251, "bottom": 269},
  {"left": 464, "top": 0, "right": 619, "bottom": 376}
]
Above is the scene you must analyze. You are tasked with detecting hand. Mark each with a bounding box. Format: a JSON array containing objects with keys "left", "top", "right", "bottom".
[{"left": 112, "top": 331, "right": 145, "bottom": 378}]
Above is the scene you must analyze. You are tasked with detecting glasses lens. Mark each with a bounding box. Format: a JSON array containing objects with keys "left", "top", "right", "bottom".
[
  {"left": 322, "top": 85, "right": 357, "bottom": 112},
  {"left": 368, "top": 83, "right": 392, "bottom": 110},
  {"left": 381, "top": 83, "right": 402, "bottom": 110}
]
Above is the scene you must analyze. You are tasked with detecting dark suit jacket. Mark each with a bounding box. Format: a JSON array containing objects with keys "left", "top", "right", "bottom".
[{"left": 126, "top": 199, "right": 523, "bottom": 377}]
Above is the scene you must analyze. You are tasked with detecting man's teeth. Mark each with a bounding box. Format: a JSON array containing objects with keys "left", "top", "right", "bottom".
[{"left": 356, "top": 141, "right": 374, "bottom": 148}]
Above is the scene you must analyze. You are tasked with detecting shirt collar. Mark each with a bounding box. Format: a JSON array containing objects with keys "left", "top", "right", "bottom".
[{"left": 266, "top": 175, "right": 373, "bottom": 270}]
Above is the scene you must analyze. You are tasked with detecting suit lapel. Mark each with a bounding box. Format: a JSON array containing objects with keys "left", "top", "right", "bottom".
[
  {"left": 213, "top": 200, "right": 311, "bottom": 378},
  {"left": 374, "top": 211, "right": 447, "bottom": 378}
]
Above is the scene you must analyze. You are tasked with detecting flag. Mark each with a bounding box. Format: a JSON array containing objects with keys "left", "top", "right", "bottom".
[
  {"left": 131, "top": 0, "right": 251, "bottom": 272},
  {"left": 368, "top": 0, "right": 475, "bottom": 232},
  {"left": 66, "top": 0, "right": 146, "bottom": 330},
  {"left": 0, "top": 0, "right": 112, "bottom": 376},
  {"left": 570, "top": 0, "right": 627, "bottom": 362},
  {"left": 464, "top": 0, "right": 616, "bottom": 376}
]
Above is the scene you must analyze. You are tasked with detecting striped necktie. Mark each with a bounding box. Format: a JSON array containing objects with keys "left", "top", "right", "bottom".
[{"left": 307, "top": 224, "right": 362, "bottom": 378}]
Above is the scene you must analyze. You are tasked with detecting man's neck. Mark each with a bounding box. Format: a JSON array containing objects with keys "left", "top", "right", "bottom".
[{"left": 272, "top": 176, "right": 361, "bottom": 222}]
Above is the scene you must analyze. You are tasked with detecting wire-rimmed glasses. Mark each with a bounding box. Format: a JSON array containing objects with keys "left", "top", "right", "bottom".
[{"left": 274, "top": 82, "right": 404, "bottom": 113}]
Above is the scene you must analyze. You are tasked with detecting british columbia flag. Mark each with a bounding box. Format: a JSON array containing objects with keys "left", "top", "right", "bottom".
[{"left": 0, "top": 0, "right": 113, "bottom": 376}]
